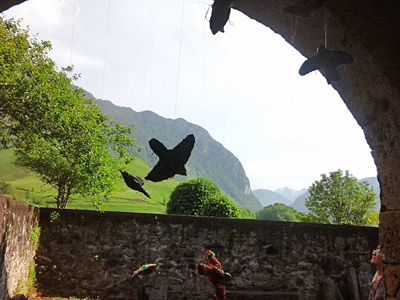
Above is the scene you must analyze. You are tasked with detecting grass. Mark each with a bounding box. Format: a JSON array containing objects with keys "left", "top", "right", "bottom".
[{"left": 0, "top": 149, "right": 179, "bottom": 214}]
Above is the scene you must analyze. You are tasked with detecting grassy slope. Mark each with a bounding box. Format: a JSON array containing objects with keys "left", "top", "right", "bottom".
[{"left": 0, "top": 149, "right": 179, "bottom": 214}]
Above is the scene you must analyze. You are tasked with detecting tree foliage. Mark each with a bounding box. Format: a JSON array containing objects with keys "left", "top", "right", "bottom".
[
  {"left": 166, "top": 178, "right": 241, "bottom": 218},
  {"left": 167, "top": 178, "right": 221, "bottom": 216},
  {"left": 0, "top": 17, "right": 136, "bottom": 208},
  {"left": 305, "top": 169, "right": 378, "bottom": 226},
  {"left": 238, "top": 207, "right": 256, "bottom": 219},
  {"left": 202, "top": 194, "right": 241, "bottom": 218},
  {"left": 256, "top": 203, "right": 306, "bottom": 222}
]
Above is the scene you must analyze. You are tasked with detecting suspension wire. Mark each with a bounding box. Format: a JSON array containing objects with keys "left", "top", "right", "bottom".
[
  {"left": 141, "top": 0, "right": 154, "bottom": 111},
  {"left": 222, "top": 46, "right": 229, "bottom": 143},
  {"left": 324, "top": 6, "right": 328, "bottom": 48},
  {"left": 174, "top": 0, "right": 185, "bottom": 119},
  {"left": 69, "top": 0, "right": 76, "bottom": 66},
  {"left": 101, "top": 0, "right": 111, "bottom": 99},
  {"left": 202, "top": 2, "right": 206, "bottom": 127}
]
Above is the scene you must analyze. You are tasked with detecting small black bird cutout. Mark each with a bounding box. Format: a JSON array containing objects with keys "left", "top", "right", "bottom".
[
  {"left": 210, "top": 0, "right": 233, "bottom": 35},
  {"left": 299, "top": 46, "right": 355, "bottom": 84},
  {"left": 283, "top": 0, "right": 325, "bottom": 17},
  {"left": 145, "top": 134, "right": 195, "bottom": 182},
  {"left": 120, "top": 171, "right": 151, "bottom": 199}
]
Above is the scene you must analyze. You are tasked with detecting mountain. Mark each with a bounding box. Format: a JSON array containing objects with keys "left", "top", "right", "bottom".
[
  {"left": 252, "top": 189, "right": 291, "bottom": 207},
  {"left": 274, "top": 187, "right": 308, "bottom": 204},
  {"left": 290, "top": 191, "right": 310, "bottom": 213},
  {"left": 359, "top": 177, "right": 380, "bottom": 194},
  {"left": 92, "top": 97, "right": 262, "bottom": 212}
]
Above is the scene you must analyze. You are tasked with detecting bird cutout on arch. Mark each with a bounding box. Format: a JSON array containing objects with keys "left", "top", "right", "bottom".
[
  {"left": 120, "top": 171, "right": 151, "bottom": 199},
  {"left": 283, "top": 0, "right": 326, "bottom": 17},
  {"left": 131, "top": 264, "right": 158, "bottom": 279},
  {"left": 299, "top": 46, "right": 355, "bottom": 84},
  {"left": 145, "top": 134, "right": 195, "bottom": 182},
  {"left": 209, "top": 0, "right": 233, "bottom": 35}
]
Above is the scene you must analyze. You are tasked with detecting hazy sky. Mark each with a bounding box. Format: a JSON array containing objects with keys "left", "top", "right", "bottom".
[{"left": 4, "top": 0, "right": 378, "bottom": 191}]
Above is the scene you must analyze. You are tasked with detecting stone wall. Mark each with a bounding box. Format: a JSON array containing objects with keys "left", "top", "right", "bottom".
[
  {"left": 36, "top": 208, "right": 379, "bottom": 300},
  {"left": 0, "top": 197, "right": 39, "bottom": 300}
]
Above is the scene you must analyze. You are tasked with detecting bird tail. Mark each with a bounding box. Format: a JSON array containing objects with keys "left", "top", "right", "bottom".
[{"left": 142, "top": 189, "right": 151, "bottom": 199}]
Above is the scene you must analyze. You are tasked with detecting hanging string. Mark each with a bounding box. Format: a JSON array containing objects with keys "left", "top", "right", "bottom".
[
  {"left": 141, "top": 0, "right": 154, "bottom": 111},
  {"left": 202, "top": 2, "right": 206, "bottom": 127},
  {"left": 101, "top": 0, "right": 111, "bottom": 99},
  {"left": 324, "top": 6, "right": 328, "bottom": 48},
  {"left": 174, "top": 0, "right": 185, "bottom": 119},
  {"left": 290, "top": 15, "right": 298, "bottom": 44},
  {"left": 222, "top": 46, "right": 229, "bottom": 143},
  {"left": 69, "top": 0, "right": 76, "bottom": 66}
]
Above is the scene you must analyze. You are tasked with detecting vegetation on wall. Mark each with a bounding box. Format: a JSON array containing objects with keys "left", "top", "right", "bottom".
[
  {"left": 256, "top": 203, "right": 307, "bottom": 222},
  {"left": 166, "top": 177, "right": 242, "bottom": 218}
]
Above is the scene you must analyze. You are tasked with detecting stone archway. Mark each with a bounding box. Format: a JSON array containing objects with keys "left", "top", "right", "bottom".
[
  {"left": 231, "top": 0, "right": 400, "bottom": 298},
  {"left": 2, "top": 0, "right": 400, "bottom": 298}
]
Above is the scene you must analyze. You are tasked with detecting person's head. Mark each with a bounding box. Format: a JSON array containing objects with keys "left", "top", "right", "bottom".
[{"left": 371, "top": 245, "right": 384, "bottom": 267}]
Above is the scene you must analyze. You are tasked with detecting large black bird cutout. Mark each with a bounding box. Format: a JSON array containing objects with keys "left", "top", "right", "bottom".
[
  {"left": 210, "top": 0, "right": 233, "bottom": 35},
  {"left": 120, "top": 171, "right": 151, "bottom": 199},
  {"left": 145, "top": 134, "right": 195, "bottom": 182},
  {"left": 283, "top": 0, "right": 325, "bottom": 17},
  {"left": 299, "top": 46, "right": 355, "bottom": 84}
]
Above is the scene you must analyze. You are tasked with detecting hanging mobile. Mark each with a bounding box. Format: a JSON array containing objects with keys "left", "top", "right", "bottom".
[{"left": 298, "top": 7, "right": 355, "bottom": 84}]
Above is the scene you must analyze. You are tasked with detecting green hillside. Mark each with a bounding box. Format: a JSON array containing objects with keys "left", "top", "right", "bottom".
[
  {"left": 94, "top": 98, "right": 263, "bottom": 212},
  {"left": 0, "top": 149, "right": 179, "bottom": 213}
]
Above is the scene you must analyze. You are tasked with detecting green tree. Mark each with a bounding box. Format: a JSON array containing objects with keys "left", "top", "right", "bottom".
[
  {"left": 167, "top": 178, "right": 221, "bottom": 216},
  {"left": 238, "top": 207, "right": 256, "bottom": 219},
  {"left": 305, "top": 169, "right": 378, "bottom": 226},
  {"left": 202, "top": 194, "right": 241, "bottom": 218},
  {"left": 256, "top": 203, "right": 306, "bottom": 222},
  {"left": 0, "top": 17, "right": 136, "bottom": 208}
]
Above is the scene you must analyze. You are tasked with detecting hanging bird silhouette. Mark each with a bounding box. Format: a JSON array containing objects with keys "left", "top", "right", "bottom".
[
  {"left": 283, "top": 0, "right": 325, "bottom": 17},
  {"left": 131, "top": 264, "right": 158, "bottom": 279},
  {"left": 210, "top": 0, "right": 233, "bottom": 34},
  {"left": 299, "top": 46, "right": 354, "bottom": 84},
  {"left": 120, "top": 171, "right": 151, "bottom": 199},
  {"left": 145, "top": 134, "right": 195, "bottom": 182}
]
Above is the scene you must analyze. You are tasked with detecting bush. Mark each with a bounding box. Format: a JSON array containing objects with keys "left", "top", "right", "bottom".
[
  {"left": 167, "top": 178, "right": 221, "bottom": 216},
  {"left": 202, "top": 194, "right": 241, "bottom": 218},
  {"left": 238, "top": 207, "right": 256, "bottom": 219}
]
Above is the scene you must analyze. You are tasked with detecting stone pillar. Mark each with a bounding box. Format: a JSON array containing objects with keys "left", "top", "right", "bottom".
[{"left": 380, "top": 211, "right": 400, "bottom": 299}]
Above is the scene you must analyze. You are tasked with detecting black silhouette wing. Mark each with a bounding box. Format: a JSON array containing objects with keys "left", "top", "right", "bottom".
[
  {"left": 299, "top": 55, "right": 320, "bottom": 76},
  {"left": 210, "top": 0, "right": 232, "bottom": 35},
  {"left": 327, "top": 49, "right": 355, "bottom": 66},
  {"left": 299, "top": 46, "right": 354, "bottom": 83},
  {"left": 145, "top": 134, "right": 195, "bottom": 182},
  {"left": 145, "top": 160, "right": 171, "bottom": 182},
  {"left": 149, "top": 138, "right": 168, "bottom": 159},
  {"left": 171, "top": 134, "right": 195, "bottom": 173},
  {"left": 283, "top": 0, "right": 325, "bottom": 17}
]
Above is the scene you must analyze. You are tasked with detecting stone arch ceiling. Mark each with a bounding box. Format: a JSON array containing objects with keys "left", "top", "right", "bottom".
[{"left": 3, "top": 0, "right": 400, "bottom": 297}]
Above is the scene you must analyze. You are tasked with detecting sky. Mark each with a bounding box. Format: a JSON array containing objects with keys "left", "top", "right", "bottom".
[{"left": 3, "top": 0, "right": 378, "bottom": 191}]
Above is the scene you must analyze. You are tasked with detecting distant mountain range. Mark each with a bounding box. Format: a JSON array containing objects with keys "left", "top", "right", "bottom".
[
  {"left": 81, "top": 91, "right": 262, "bottom": 212},
  {"left": 253, "top": 177, "right": 380, "bottom": 213}
]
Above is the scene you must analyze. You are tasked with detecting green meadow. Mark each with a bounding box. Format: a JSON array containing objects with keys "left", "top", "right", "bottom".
[{"left": 0, "top": 149, "right": 179, "bottom": 214}]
